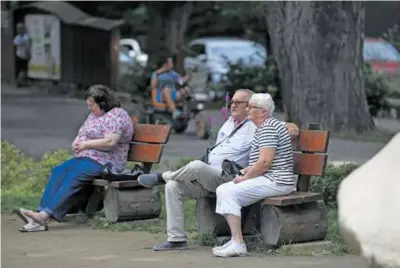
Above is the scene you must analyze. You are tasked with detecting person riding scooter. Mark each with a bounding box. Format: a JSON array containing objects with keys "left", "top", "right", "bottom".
[{"left": 151, "top": 56, "right": 191, "bottom": 119}]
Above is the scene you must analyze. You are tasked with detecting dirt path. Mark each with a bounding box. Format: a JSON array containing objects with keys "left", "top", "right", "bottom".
[{"left": 1, "top": 215, "right": 366, "bottom": 268}]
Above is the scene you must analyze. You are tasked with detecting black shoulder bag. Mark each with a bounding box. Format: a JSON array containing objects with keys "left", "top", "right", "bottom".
[{"left": 199, "top": 120, "right": 248, "bottom": 164}]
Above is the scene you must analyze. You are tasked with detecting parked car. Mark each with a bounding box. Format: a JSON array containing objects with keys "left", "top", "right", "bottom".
[
  {"left": 119, "top": 46, "right": 135, "bottom": 78},
  {"left": 184, "top": 37, "right": 267, "bottom": 85},
  {"left": 120, "top": 38, "right": 148, "bottom": 67},
  {"left": 364, "top": 38, "right": 400, "bottom": 77}
]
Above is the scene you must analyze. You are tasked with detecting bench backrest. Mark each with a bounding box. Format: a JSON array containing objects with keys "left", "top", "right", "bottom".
[
  {"left": 128, "top": 116, "right": 172, "bottom": 172},
  {"left": 292, "top": 124, "right": 330, "bottom": 191}
]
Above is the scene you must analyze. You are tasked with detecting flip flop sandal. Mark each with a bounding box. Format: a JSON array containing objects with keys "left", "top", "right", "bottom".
[
  {"left": 12, "top": 208, "right": 33, "bottom": 224},
  {"left": 19, "top": 221, "right": 48, "bottom": 232}
]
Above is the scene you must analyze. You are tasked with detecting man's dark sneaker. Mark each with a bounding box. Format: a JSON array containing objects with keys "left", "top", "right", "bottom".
[
  {"left": 153, "top": 241, "right": 188, "bottom": 251},
  {"left": 137, "top": 173, "right": 164, "bottom": 188}
]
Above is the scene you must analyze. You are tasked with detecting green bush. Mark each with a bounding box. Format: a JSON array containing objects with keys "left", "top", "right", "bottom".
[
  {"left": 118, "top": 63, "right": 151, "bottom": 97},
  {"left": 221, "top": 57, "right": 279, "bottom": 100},
  {"left": 364, "top": 63, "right": 393, "bottom": 116},
  {"left": 311, "top": 163, "right": 359, "bottom": 207},
  {"left": 383, "top": 24, "right": 400, "bottom": 52},
  {"left": 1, "top": 140, "right": 72, "bottom": 211}
]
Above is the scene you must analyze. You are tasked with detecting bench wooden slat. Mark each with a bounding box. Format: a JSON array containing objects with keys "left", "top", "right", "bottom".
[
  {"left": 294, "top": 130, "right": 329, "bottom": 153},
  {"left": 263, "top": 192, "right": 323, "bottom": 206},
  {"left": 133, "top": 124, "right": 171, "bottom": 144},
  {"left": 294, "top": 152, "right": 327, "bottom": 176},
  {"left": 128, "top": 143, "right": 164, "bottom": 163},
  {"left": 93, "top": 179, "right": 141, "bottom": 188}
]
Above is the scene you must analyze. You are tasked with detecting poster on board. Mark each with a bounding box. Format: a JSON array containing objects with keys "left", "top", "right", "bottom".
[{"left": 25, "top": 14, "right": 61, "bottom": 80}]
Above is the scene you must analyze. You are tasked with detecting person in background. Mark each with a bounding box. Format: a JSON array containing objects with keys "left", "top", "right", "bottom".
[
  {"left": 151, "top": 56, "right": 191, "bottom": 119},
  {"left": 13, "top": 22, "right": 31, "bottom": 87}
]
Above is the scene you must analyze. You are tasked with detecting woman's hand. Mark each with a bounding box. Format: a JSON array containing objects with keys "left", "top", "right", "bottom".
[
  {"left": 240, "top": 167, "right": 250, "bottom": 175},
  {"left": 71, "top": 140, "right": 77, "bottom": 149},
  {"left": 73, "top": 141, "right": 87, "bottom": 154},
  {"left": 233, "top": 175, "right": 248, "bottom": 184}
]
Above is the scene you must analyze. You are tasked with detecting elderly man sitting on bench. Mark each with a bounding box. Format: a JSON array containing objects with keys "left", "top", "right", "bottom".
[{"left": 138, "top": 89, "right": 299, "bottom": 251}]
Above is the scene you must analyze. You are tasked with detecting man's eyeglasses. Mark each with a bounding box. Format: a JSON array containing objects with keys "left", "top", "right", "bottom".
[{"left": 229, "top": 100, "right": 248, "bottom": 106}]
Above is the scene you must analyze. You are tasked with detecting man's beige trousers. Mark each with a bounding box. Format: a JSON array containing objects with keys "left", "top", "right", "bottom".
[{"left": 163, "top": 160, "right": 224, "bottom": 242}]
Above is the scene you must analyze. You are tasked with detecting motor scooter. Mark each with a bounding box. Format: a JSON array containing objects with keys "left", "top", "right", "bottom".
[{"left": 132, "top": 82, "right": 210, "bottom": 140}]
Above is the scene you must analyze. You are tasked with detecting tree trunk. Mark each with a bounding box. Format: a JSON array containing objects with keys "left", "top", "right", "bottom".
[
  {"left": 165, "top": 2, "right": 194, "bottom": 75},
  {"left": 146, "top": 2, "right": 194, "bottom": 73},
  {"left": 146, "top": 5, "right": 166, "bottom": 68},
  {"left": 265, "top": 2, "right": 374, "bottom": 132}
]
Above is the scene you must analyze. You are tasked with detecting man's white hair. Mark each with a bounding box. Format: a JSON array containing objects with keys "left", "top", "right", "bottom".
[{"left": 249, "top": 93, "right": 275, "bottom": 116}]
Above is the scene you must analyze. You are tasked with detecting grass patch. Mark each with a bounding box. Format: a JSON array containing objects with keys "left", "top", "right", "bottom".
[
  {"left": 1, "top": 192, "right": 42, "bottom": 213},
  {"left": 2, "top": 140, "right": 356, "bottom": 256}
]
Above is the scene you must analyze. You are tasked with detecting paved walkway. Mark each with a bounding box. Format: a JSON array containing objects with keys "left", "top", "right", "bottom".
[
  {"left": 2, "top": 83, "right": 400, "bottom": 164},
  {"left": 2, "top": 215, "right": 366, "bottom": 268}
]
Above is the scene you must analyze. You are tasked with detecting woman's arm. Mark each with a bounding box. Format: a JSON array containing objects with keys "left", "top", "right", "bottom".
[
  {"left": 235, "top": 125, "right": 278, "bottom": 183},
  {"left": 81, "top": 134, "right": 121, "bottom": 151},
  {"left": 241, "top": 147, "right": 275, "bottom": 180},
  {"left": 74, "top": 111, "right": 128, "bottom": 153}
]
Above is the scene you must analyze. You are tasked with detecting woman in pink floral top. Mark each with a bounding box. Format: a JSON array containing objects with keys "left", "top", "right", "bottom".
[{"left": 15, "top": 85, "right": 134, "bottom": 232}]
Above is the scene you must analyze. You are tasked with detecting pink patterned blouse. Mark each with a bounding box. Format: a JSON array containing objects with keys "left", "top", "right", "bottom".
[{"left": 75, "top": 107, "right": 134, "bottom": 171}]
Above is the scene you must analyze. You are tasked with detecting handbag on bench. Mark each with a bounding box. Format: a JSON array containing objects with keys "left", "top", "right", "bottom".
[
  {"left": 101, "top": 164, "right": 144, "bottom": 182},
  {"left": 221, "top": 159, "right": 244, "bottom": 182}
]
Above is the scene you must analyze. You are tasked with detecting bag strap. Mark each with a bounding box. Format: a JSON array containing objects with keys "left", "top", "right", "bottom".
[{"left": 208, "top": 119, "right": 249, "bottom": 152}]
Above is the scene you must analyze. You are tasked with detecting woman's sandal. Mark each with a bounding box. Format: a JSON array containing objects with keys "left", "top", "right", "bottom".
[
  {"left": 12, "top": 208, "right": 32, "bottom": 224},
  {"left": 19, "top": 221, "right": 48, "bottom": 232},
  {"left": 23, "top": 211, "right": 49, "bottom": 230}
]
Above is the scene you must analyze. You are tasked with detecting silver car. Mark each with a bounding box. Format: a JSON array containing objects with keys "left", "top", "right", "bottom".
[{"left": 184, "top": 37, "right": 267, "bottom": 85}]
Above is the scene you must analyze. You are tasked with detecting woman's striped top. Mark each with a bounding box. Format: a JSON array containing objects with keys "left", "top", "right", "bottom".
[{"left": 249, "top": 117, "right": 295, "bottom": 185}]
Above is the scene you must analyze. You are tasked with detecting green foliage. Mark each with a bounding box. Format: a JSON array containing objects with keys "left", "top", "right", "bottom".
[
  {"left": 221, "top": 58, "right": 279, "bottom": 98},
  {"left": 382, "top": 24, "right": 400, "bottom": 52},
  {"left": 363, "top": 63, "right": 393, "bottom": 116},
  {"left": 1, "top": 140, "right": 72, "bottom": 211},
  {"left": 1, "top": 141, "right": 37, "bottom": 190},
  {"left": 185, "top": 2, "right": 266, "bottom": 44},
  {"left": 311, "top": 163, "right": 360, "bottom": 207},
  {"left": 118, "top": 63, "right": 151, "bottom": 97}
]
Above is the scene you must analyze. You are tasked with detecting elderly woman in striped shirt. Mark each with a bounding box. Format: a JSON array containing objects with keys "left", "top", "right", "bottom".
[{"left": 213, "top": 93, "right": 295, "bottom": 257}]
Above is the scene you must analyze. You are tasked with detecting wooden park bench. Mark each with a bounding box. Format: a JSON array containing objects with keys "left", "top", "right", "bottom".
[
  {"left": 196, "top": 124, "right": 330, "bottom": 247},
  {"left": 75, "top": 116, "right": 172, "bottom": 223}
]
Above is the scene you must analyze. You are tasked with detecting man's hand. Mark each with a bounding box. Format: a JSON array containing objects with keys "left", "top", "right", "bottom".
[
  {"left": 286, "top": 123, "right": 300, "bottom": 139},
  {"left": 233, "top": 175, "right": 248, "bottom": 184}
]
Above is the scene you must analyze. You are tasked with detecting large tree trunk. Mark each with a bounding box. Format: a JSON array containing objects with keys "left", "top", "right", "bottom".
[
  {"left": 165, "top": 2, "right": 194, "bottom": 75},
  {"left": 265, "top": 2, "right": 374, "bottom": 132},
  {"left": 146, "top": 2, "right": 194, "bottom": 74}
]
